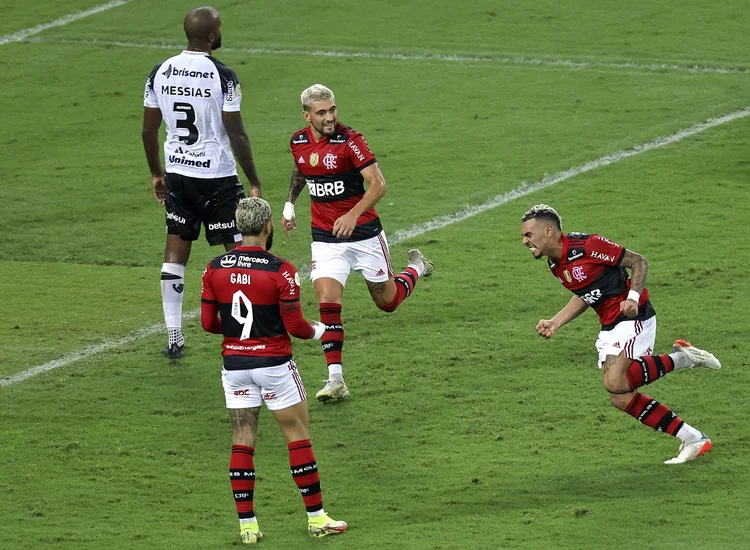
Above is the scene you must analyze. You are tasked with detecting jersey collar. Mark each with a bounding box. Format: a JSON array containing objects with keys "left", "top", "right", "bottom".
[
  {"left": 557, "top": 233, "right": 570, "bottom": 264},
  {"left": 182, "top": 50, "right": 210, "bottom": 56}
]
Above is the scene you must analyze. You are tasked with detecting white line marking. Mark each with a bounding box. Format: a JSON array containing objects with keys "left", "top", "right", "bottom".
[
  {"left": 390, "top": 107, "right": 750, "bottom": 242},
  {"left": 0, "top": 1, "right": 132, "bottom": 46},
  {"left": 0, "top": 311, "right": 199, "bottom": 387},
  {"left": 3, "top": 107, "right": 748, "bottom": 387},
  {"left": 30, "top": 37, "right": 750, "bottom": 76}
]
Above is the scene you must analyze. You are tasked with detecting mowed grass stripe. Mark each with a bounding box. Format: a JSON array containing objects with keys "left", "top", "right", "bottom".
[
  {"left": 3, "top": 106, "right": 748, "bottom": 388},
  {"left": 0, "top": 0, "right": 132, "bottom": 46},
  {"left": 30, "top": 37, "right": 750, "bottom": 76}
]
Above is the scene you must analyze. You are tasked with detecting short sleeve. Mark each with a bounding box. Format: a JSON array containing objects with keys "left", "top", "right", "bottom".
[
  {"left": 278, "top": 261, "right": 301, "bottom": 302},
  {"left": 222, "top": 72, "right": 242, "bottom": 112},
  {"left": 143, "top": 64, "right": 160, "bottom": 108},
  {"left": 586, "top": 234, "right": 625, "bottom": 266},
  {"left": 346, "top": 133, "right": 377, "bottom": 170}
]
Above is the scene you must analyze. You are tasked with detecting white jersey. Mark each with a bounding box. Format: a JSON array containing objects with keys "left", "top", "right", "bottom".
[{"left": 144, "top": 50, "right": 242, "bottom": 179}]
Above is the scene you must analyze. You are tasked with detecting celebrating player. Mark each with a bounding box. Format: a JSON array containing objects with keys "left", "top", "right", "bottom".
[
  {"left": 142, "top": 6, "right": 263, "bottom": 359},
  {"left": 280, "top": 84, "right": 434, "bottom": 402},
  {"left": 521, "top": 204, "right": 721, "bottom": 464},
  {"left": 201, "top": 197, "right": 347, "bottom": 543}
]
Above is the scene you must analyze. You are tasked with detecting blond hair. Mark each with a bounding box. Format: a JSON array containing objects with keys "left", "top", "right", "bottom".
[
  {"left": 235, "top": 197, "right": 272, "bottom": 235},
  {"left": 521, "top": 204, "right": 562, "bottom": 230},
  {"left": 301, "top": 84, "right": 335, "bottom": 111}
]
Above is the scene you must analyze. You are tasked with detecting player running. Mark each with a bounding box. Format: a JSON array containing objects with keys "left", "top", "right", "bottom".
[
  {"left": 142, "top": 6, "right": 263, "bottom": 359},
  {"left": 521, "top": 204, "right": 721, "bottom": 464},
  {"left": 280, "top": 84, "right": 434, "bottom": 402},
  {"left": 201, "top": 198, "right": 347, "bottom": 543}
]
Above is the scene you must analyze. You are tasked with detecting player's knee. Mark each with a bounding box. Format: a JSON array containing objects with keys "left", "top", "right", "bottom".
[
  {"left": 602, "top": 370, "right": 629, "bottom": 394},
  {"left": 608, "top": 392, "right": 631, "bottom": 411},
  {"left": 375, "top": 297, "right": 397, "bottom": 312}
]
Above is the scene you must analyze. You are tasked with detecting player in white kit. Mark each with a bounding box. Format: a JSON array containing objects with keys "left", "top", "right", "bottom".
[{"left": 142, "top": 6, "right": 263, "bottom": 358}]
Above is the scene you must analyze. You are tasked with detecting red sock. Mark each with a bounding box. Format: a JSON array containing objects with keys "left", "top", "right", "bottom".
[
  {"left": 625, "top": 393, "right": 684, "bottom": 436},
  {"left": 288, "top": 439, "right": 323, "bottom": 513},
  {"left": 229, "top": 445, "right": 255, "bottom": 519},
  {"left": 379, "top": 267, "right": 419, "bottom": 312},
  {"left": 320, "top": 303, "right": 343, "bottom": 367},
  {"left": 626, "top": 354, "right": 675, "bottom": 390}
]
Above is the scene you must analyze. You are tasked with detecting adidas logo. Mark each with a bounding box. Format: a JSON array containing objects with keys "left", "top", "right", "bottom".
[
  {"left": 376, "top": 268, "right": 385, "bottom": 276},
  {"left": 298, "top": 155, "right": 305, "bottom": 164}
]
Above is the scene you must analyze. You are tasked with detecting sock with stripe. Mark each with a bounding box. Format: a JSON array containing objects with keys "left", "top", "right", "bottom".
[
  {"left": 378, "top": 266, "right": 420, "bottom": 313},
  {"left": 625, "top": 392, "right": 684, "bottom": 437},
  {"left": 229, "top": 444, "right": 256, "bottom": 521},
  {"left": 161, "top": 262, "right": 185, "bottom": 346},
  {"left": 625, "top": 354, "right": 675, "bottom": 389},
  {"left": 288, "top": 439, "right": 325, "bottom": 517},
  {"left": 320, "top": 303, "right": 344, "bottom": 380}
]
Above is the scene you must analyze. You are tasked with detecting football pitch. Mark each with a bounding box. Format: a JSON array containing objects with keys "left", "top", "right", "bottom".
[{"left": 2, "top": 0, "right": 750, "bottom": 548}]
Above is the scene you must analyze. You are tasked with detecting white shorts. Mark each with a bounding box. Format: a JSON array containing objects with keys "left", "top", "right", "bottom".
[
  {"left": 222, "top": 360, "right": 307, "bottom": 410},
  {"left": 594, "top": 316, "right": 657, "bottom": 369},
  {"left": 310, "top": 231, "right": 394, "bottom": 286}
]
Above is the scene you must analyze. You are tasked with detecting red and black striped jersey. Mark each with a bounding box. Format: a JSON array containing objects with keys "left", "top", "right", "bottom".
[
  {"left": 201, "top": 246, "right": 314, "bottom": 369},
  {"left": 548, "top": 233, "right": 655, "bottom": 329},
  {"left": 289, "top": 123, "right": 382, "bottom": 243}
]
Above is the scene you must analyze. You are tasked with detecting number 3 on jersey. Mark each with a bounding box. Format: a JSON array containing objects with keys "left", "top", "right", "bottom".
[
  {"left": 231, "top": 290, "right": 254, "bottom": 340},
  {"left": 173, "top": 102, "right": 199, "bottom": 145}
]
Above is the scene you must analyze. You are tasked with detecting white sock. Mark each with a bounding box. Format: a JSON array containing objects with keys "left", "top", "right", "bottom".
[
  {"left": 307, "top": 509, "right": 326, "bottom": 519},
  {"left": 675, "top": 423, "right": 703, "bottom": 443},
  {"left": 407, "top": 261, "right": 425, "bottom": 277},
  {"left": 239, "top": 518, "right": 257, "bottom": 525},
  {"left": 670, "top": 351, "right": 692, "bottom": 370},
  {"left": 328, "top": 364, "right": 343, "bottom": 380},
  {"left": 161, "top": 263, "right": 185, "bottom": 342}
]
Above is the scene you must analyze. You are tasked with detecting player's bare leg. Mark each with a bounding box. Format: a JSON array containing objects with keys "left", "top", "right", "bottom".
[
  {"left": 602, "top": 347, "right": 719, "bottom": 464},
  {"left": 313, "top": 278, "right": 349, "bottom": 402},
  {"left": 161, "top": 235, "right": 192, "bottom": 358},
  {"left": 228, "top": 407, "right": 262, "bottom": 544},
  {"left": 271, "top": 401, "right": 347, "bottom": 538},
  {"left": 367, "top": 248, "right": 434, "bottom": 311}
]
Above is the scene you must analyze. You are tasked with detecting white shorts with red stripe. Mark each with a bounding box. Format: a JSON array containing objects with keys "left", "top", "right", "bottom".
[
  {"left": 594, "top": 316, "right": 657, "bottom": 369},
  {"left": 222, "top": 359, "right": 307, "bottom": 410},
  {"left": 310, "top": 231, "right": 394, "bottom": 286}
]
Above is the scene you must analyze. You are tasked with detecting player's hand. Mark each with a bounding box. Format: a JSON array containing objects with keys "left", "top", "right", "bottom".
[
  {"left": 281, "top": 216, "right": 296, "bottom": 238},
  {"left": 248, "top": 185, "right": 262, "bottom": 198},
  {"left": 536, "top": 319, "right": 558, "bottom": 338},
  {"left": 310, "top": 320, "right": 326, "bottom": 340},
  {"left": 620, "top": 299, "right": 638, "bottom": 318},
  {"left": 152, "top": 175, "right": 166, "bottom": 205},
  {"left": 332, "top": 212, "right": 358, "bottom": 238}
]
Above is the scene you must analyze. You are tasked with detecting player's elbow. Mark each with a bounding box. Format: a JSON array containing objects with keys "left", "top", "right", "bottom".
[
  {"left": 201, "top": 316, "right": 221, "bottom": 334},
  {"left": 141, "top": 128, "right": 158, "bottom": 143},
  {"left": 375, "top": 178, "right": 387, "bottom": 198}
]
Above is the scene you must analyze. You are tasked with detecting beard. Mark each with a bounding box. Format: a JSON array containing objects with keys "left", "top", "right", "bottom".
[
  {"left": 265, "top": 228, "right": 274, "bottom": 251},
  {"left": 212, "top": 36, "right": 222, "bottom": 50}
]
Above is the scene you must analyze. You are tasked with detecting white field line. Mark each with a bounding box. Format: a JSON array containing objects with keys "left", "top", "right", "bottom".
[
  {"left": 30, "top": 37, "right": 750, "bottom": 76},
  {"left": 2, "top": 107, "right": 749, "bottom": 387},
  {"left": 0, "top": 1, "right": 132, "bottom": 46}
]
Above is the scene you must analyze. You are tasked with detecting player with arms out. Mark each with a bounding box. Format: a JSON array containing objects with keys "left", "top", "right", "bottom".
[
  {"left": 280, "top": 84, "right": 434, "bottom": 402},
  {"left": 521, "top": 204, "right": 721, "bottom": 464},
  {"left": 201, "top": 198, "right": 347, "bottom": 544},
  {"left": 142, "top": 6, "right": 263, "bottom": 359}
]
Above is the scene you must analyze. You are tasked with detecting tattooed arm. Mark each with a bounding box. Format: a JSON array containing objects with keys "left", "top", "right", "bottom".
[
  {"left": 619, "top": 249, "right": 649, "bottom": 317},
  {"left": 281, "top": 163, "right": 307, "bottom": 238}
]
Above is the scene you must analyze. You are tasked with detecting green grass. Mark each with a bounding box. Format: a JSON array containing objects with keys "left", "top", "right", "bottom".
[{"left": 2, "top": 1, "right": 750, "bottom": 548}]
